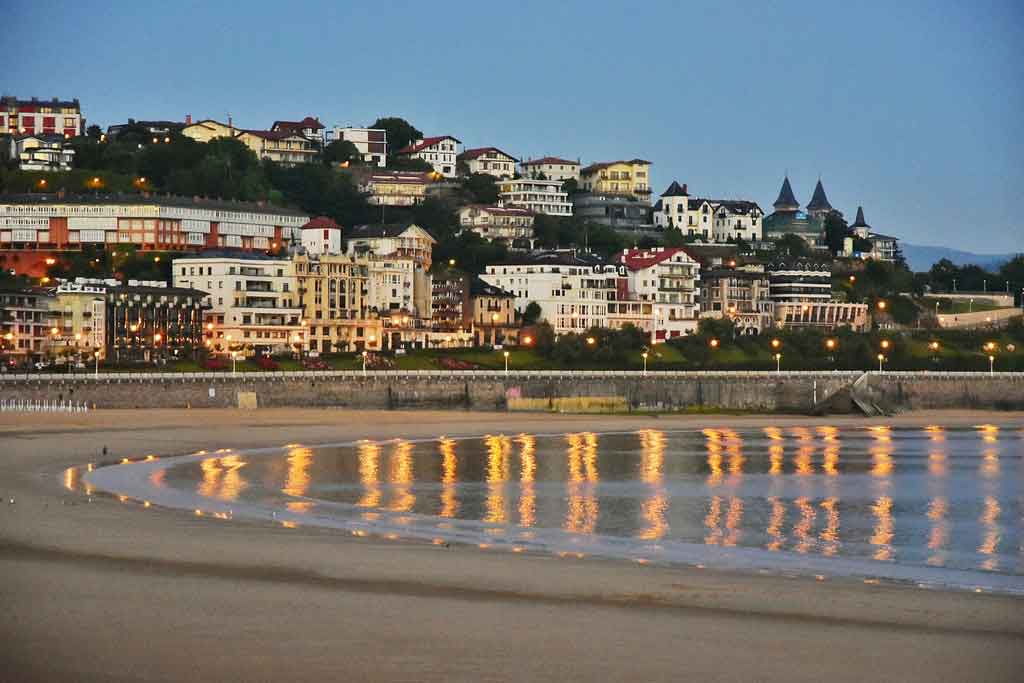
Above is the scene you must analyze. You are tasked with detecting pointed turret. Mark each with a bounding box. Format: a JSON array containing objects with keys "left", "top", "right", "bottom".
[
  {"left": 772, "top": 176, "right": 799, "bottom": 212},
  {"left": 660, "top": 181, "right": 689, "bottom": 197},
  {"left": 806, "top": 179, "right": 833, "bottom": 215},
  {"left": 851, "top": 206, "right": 869, "bottom": 228}
]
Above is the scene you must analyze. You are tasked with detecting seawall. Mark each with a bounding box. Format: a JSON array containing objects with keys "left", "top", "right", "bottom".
[{"left": 2, "top": 370, "right": 1022, "bottom": 413}]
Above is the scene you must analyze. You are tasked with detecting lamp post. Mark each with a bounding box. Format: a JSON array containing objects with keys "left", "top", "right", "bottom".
[
  {"left": 641, "top": 351, "right": 648, "bottom": 376},
  {"left": 503, "top": 350, "right": 510, "bottom": 374},
  {"left": 361, "top": 350, "right": 368, "bottom": 375},
  {"left": 989, "top": 355, "right": 994, "bottom": 375},
  {"left": 774, "top": 352, "right": 782, "bottom": 373},
  {"left": 878, "top": 353, "right": 885, "bottom": 373},
  {"left": 231, "top": 351, "right": 237, "bottom": 376},
  {"left": 94, "top": 350, "right": 100, "bottom": 377},
  {"left": 928, "top": 341, "right": 940, "bottom": 366}
]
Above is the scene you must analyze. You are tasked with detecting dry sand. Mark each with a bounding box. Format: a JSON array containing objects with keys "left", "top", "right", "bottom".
[{"left": 1, "top": 408, "right": 1022, "bottom": 682}]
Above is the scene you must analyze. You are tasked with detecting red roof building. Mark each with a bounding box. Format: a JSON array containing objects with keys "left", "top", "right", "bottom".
[{"left": 395, "top": 136, "right": 461, "bottom": 178}]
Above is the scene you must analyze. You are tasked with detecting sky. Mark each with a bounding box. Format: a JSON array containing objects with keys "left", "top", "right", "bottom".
[{"left": 7, "top": 0, "right": 1023, "bottom": 252}]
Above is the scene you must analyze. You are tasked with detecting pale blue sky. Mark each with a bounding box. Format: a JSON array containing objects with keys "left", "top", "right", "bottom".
[{"left": 7, "top": 0, "right": 1023, "bottom": 251}]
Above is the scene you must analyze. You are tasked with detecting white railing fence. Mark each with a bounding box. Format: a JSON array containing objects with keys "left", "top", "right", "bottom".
[{"left": 0, "top": 398, "right": 91, "bottom": 413}]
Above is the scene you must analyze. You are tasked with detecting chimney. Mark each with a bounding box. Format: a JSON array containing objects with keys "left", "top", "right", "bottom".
[
  {"left": 185, "top": 114, "right": 192, "bottom": 125},
  {"left": 682, "top": 183, "right": 687, "bottom": 194}
]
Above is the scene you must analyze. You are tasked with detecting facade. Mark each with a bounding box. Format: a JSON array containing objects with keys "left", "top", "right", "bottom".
[
  {"left": 324, "top": 127, "right": 387, "bottom": 166},
  {"left": 469, "top": 277, "right": 517, "bottom": 346},
  {"left": 498, "top": 178, "right": 572, "bottom": 216},
  {"left": 51, "top": 280, "right": 107, "bottom": 359},
  {"left": 5, "top": 134, "right": 75, "bottom": 171},
  {"left": 299, "top": 216, "right": 343, "bottom": 256},
  {"left": 172, "top": 254, "right": 304, "bottom": 355},
  {"left": 181, "top": 119, "right": 236, "bottom": 143},
  {"left": 395, "top": 136, "right": 461, "bottom": 178},
  {"left": 573, "top": 193, "right": 650, "bottom": 228},
  {"left": 763, "top": 176, "right": 829, "bottom": 246},
  {"left": 458, "top": 204, "right": 535, "bottom": 245},
  {"left": 431, "top": 270, "right": 470, "bottom": 332},
  {"left": 106, "top": 119, "right": 186, "bottom": 140},
  {"left": 1, "top": 96, "right": 83, "bottom": 138},
  {"left": 698, "top": 267, "right": 774, "bottom": 334},
  {"left": 0, "top": 286, "right": 56, "bottom": 362},
  {"left": 519, "top": 156, "right": 580, "bottom": 183},
  {"left": 767, "top": 259, "right": 868, "bottom": 331},
  {"left": 615, "top": 247, "right": 701, "bottom": 341},
  {"left": 578, "top": 159, "right": 652, "bottom": 199},
  {"left": 0, "top": 195, "right": 308, "bottom": 277},
  {"left": 774, "top": 301, "right": 869, "bottom": 332},
  {"left": 235, "top": 130, "right": 316, "bottom": 165},
  {"left": 457, "top": 147, "right": 517, "bottom": 179},
  {"left": 481, "top": 252, "right": 618, "bottom": 334},
  {"left": 293, "top": 252, "right": 382, "bottom": 353},
  {"left": 847, "top": 207, "right": 899, "bottom": 262},
  {"left": 270, "top": 117, "right": 324, "bottom": 143},
  {"left": 357, "top": 171, "right": 431, "bottom": 207},
  {"left": 104, "top": 281, "right": 207, "bottom": 362},
  {"left": 344, "top": 223, "right": 436, "bottom": 269},
  {"left": 652, "top": 182, "right": 763, "bottom": 242}
]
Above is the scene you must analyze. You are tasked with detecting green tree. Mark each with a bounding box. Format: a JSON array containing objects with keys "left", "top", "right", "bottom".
[
  {"left": 387, "top": 156, "right": 434, "bottom": 172},
  {"left": 522, "top": 301, "right": 542, "bottom": 325},
  {"left": 823, "top": 211, "right": 849, "bottom": 255},
  {"left": 370, "top": 117, "right": 423, "bottom": 158},
  {"left": 772, "top": 233, "right": 812, "bottom": 258},
  {"left": 323, "top": 139, "right": 361, "bottom": 166},
  {"left": 85, "top": 124, "right": 103, "bottom": 140},
  {"left": 461, "top": 173, "right": 499, "bottom": 204}
]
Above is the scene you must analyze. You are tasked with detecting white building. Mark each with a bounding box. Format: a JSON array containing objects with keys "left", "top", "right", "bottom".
[
  {"left": 324, "top": 127, "right": 387, "bottom": 166},
  {"left": 395, "top": 135, "right": 461, "bottom": 178},
  {"left": 519, "top": 156, "right": 580, "bottom": 183},
  {"left": 5, "top": 133, "right": 75, "bottom": 171},
  {"left": 846, "top": 206, "right": 899, "bottom": 263},
  {"left": 1, "top": 96, "right": 83, "bottom": 137},
  {"left": 614, "top": 247, "right": 701, "bottom": 341},
  {"left": 458, "top": 205, "right": 534, "bottom": 245},
  {"left": 367, "top": 258, "right": 429, "bottom": 317},
  {"left": 172, "top": 254, "right": 305, "bottom": 354},
  {"left": 457, "top": 147, "right": 517, "bottom": 178},
  {"left": 481, "top": 252, "right": 618, "bottom": 334},
  {"left": 498, "top": 178, "right": 572, "bottom": 216},
  {"left": 300, "top": 216, "right": 343, "bottom": 256},
  {"left": 344, "top": 223, "right": 436, "bottom": 269},
  {"left": 653, "top": 181, "right": 763, "bottom": 242}
]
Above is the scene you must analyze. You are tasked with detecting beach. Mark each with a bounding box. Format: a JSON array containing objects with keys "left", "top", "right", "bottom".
[{"left": 1, "top": 408, "right": 1023, "bottom": 682}]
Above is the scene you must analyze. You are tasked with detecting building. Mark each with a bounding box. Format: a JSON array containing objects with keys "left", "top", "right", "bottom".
[
  {"left": 366, "top": 258, "right": 425, "bottom": 318},
  {"left": 4, "top": 134, "right": 75, "bottom": 171},
  {"left": 458, "top": 204, "right": 534, "bottom": 245},
  {"left": 498, "top": 178, "right": 572, "bottom": 216},
  {"left": 481, "top": 251, "right": 618, "bottom": 334},
  {"left": 324, "top": 127, "right": 387, "bottom": 166},
  {"left": 698, "top": 267, "right": 773, "bottom": 334},
  {"left": 106, "top": 119, "right": 186, "bottom": 140},
  {"left": 103, "top": 280, "right": 208, "bottom": 362},
  {"left": 519, "top": 157, "right": 580, "bottom": 183},
  {"left": 457, "top": 147, "right": 517, "bottom": 178},
  {"left": 172, "top": 254, "right": 304, "bottom": 355},
  {"left": 431, "top": 270, "right": 470, "bottom": 332},
  {"left": 344, "top": 223, "right": 436, "bottom": 269},
  {"left": 50, "top": 280, "right": 107, "bottom": 360},
  {"left": 767, "top": 259, "right": 868, "bottom": 331},
  {"left": 395, "top": 136, "right": 461, "bottom": 178},
  {"left": 181, "top": 119, "right": 236, "bottom": 143},
  {"left": 762, "top": 176, "right": 830, "bottom": 246},
  {"left": 579, "top": 159, "right": 652, "bottom": 199},
  {"left": 0, "top": 194, "right": 308, "bottom": 278},
  {"left": 0, "top": 286, "right": 56, "bottom": 362},
  {"left": 356, "top": 170, "right": 431, "bottom": 207},
  {"left": 652, "top": 182, "right": 763, "bottom": 242},
  {"left": 846, "top": 207, "right": 899, "bottom": 263},
  {"left": 614, "top": 247, "right": 701, "bottom": 341},
  {"left": 234, "top": 130, "right": 316, "bottom": 165},
  {"left": 1, "top": 96, "right": 83, "bottom": 138},
  {"left": 469, "top": 277, "right": 517, "bottom": 346},
  {"left": 293, "top": 252, "right": 382, "bottom": 353},
  {"left": 299, "top": 216, "right": 343, "bottom": 256},
  {"left": 573, "top": 193, "right": 650, "bottom": 228},
  {"left": 270, "top": 117, "right": 324, "bottom": 144}
]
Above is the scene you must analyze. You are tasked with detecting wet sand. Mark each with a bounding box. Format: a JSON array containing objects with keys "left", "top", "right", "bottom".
[{"left": 1, "top": 409, "right": 1022, "bottom": 682}]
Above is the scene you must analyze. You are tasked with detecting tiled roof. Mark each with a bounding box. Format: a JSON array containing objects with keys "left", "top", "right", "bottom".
[
  {"left": 469, "top": 276, "right": 515, "bottom": 298},
  {"left": 617, "top": 247, "right": 696, "bottom": 271},
  {"left": 396, "top": 136, "right": 461, "bottom": 155},
  {"left": 463, "top": 204, "right": 534, "bottom": 217},
  {"left": 302, "top": 216, "right": 340, "bottom": 230},
  {"left": 272, "top": 117, "right": 324, "bottom": 132},
  {"left": 238, "top": 129, "right": 306, "bottom": 141},
  {"left": 580, "top": 158, "right": 651, "bottom": 175},
  {"left": 347, "top": 223, "right": 436, "bottom": 242},
  {"left": 457, "top": 147, "right": 518, "bottom": 162},
  {"left": 521, "top": 156, "right": 579, "bottom": 167}
]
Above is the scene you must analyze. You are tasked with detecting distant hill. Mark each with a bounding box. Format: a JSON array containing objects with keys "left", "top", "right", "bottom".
[{"left": 901, "top": 243, "right": 1018, "bottom": 272}]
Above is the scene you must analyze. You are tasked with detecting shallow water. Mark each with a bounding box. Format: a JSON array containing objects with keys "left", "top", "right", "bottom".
[{"left": 84, "top": 424, "right": 1024, "bottom": 591}]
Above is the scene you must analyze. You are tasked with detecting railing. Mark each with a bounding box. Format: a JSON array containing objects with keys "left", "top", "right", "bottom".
[{"left": 0, "top": 398, "right": 91, "bottom": 412}]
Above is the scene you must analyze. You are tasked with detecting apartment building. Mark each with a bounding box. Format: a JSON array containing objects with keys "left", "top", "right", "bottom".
[
  {"left": 481, "top": 252, "right": 617, "bottom": 334},
  {"left": 395, "top": 136, "right": 461, "bottom": 177},
  {"left": 293, "top": 252, "right": 382, "bottom": 353},
  {"left": 235, "top": 129, "right": 316, "bottom": 165},
  {"left": 579, "top": 159, "right": 652, "bottom": 199},
  {"left": 0, "top": 194, "right": 308, "bottom": 278},
  {"left": 344, "top": 223, "right": 435, "bottom": 269},
  {"left": 519, "top": 156, "right": 580, "bottom": 182},
  {"left": 104, "top": 280, "right": 208, "bottom": 362},
  {"left": 173, "top": 254, "right": 304, "bottom": 355},
  {"left": 0, "top": 286, "right": 56, "bottom": 361},
  {"left": 698, "top": 267, "right": 773, "bottom": 334},
  {"left": 469, "top": 277, "right": 517, "bottom": 347},
  {"left": 324, "top": 127, "right": 387, "bottom": 166},
  {"left": 614, "top": 247, "right": 701, "bottom": 340},
  {"left": 498, "top": 178, "right": 572, "bottom": 216},
  {"left": 847, "top": 207, "right": 899, "bottom": 263},
  {"left": 5, "top": 134, "right": 75, "bottom": 171},
  {"left": 767, "top": 259, "right": 868, "bottom": 331},
  {"left": 181, "top": 119, "right": 236, "bottom": 143},
  {"left": 1, "top": 96, "right": 83, "bottom": 138},
  {"left": 357, "top": 171, "right": 431, "bottom": 207},
  {"left": 458, "top": 204, "right": 535, "bottom": 245},
  {"left": 652, "top": 181, "right": 763, "bottom": 242},
  {"left": 431, "top": 270, "right": 470, "bottom": 332},
  {"left": 457, "top": 147, "right": 517, "bottom": 179},
  {"left": 50, "top": 280, "right": 107, "bottom": 359},
  {"left": 270, "top": 117, "right": 324, "bottom": 143}
]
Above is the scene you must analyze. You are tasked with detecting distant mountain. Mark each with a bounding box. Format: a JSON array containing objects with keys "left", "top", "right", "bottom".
[{"left": 901, "top": 243, "right": 1018, "bottom": 272}]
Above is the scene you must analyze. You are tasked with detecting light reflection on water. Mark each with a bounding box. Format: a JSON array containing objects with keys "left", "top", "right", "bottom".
[{"left": 158, "top": 425, "right": 1024, "bottom": 576}]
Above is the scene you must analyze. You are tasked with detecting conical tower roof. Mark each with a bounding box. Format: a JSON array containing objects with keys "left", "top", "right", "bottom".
[
  {"left": 772, "top": 176, "right": 799, "bottom": 211},
  {"left": 660, "top": 181, "right": 689, "bottom": 197},
  {"left": 851, "top": 206, "right": 869, "bottom": 228},
  {"left": 806, "top": 179, "right": 833, "bottom": 213}
]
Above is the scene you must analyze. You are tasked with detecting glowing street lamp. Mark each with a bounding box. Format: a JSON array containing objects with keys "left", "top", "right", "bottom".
[
  {"left": 522, "top": 335, "right": 533, "bottom": 346},
  {"left": 989, "top": 355, "right": 995, "bottom": 375},
  {"left": 503, "top": 350, "right": 510, "bottom": 374},
  {"left": 877, "top": 353, "right": 886, "bottom": 373},
  {"left": 774, "top": 352, "right": 782, "bottom": 373},
  {"left": 361, "top": 350, "right": 368, "bottom": 375},
  {"left": 880, "top": 339, "right": 891, "bottom": 351},
  {"left": 641, "top": 351, "right": 649, "bottom": 375},
  {"left": 709, "top": 338, "right": 720, "bottom": 349},
  {"left": 770, "top": 338, "right": 781, "bottom": 350},
  {"left": 586, "top": 336, "right": 596, "bottom": 346}
]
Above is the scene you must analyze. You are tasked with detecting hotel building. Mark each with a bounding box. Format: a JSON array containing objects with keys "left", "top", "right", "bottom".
[{"left": 498, "top": 178, "right": 572, "bottom": 217}]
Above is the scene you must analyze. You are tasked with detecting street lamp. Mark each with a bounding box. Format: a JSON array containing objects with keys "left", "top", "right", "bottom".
[
  {"left": 876, "top": 300, "right": 887, "bottom": 311},
  {"left": 988, "top": 355, "right": 995, "bottom": 375},
  {"left": 770, "top": 338, "right": 781, "bottom": 351},
  {"left": 641, "top": 351, "right": 648, "bottom": 375},
  {"left": 709, "top": 338, "right": 719, "bottom": 349},
  {"left": 503, "top": 350, "right": 510, "bottom": 374},
  {"left": 774, "top": 352, "right": 782, "bottom": 373},
  {"left": 522, "top": 335, "right": 533, "bottom": 346},
  {"left": 880, "top": 339, "right": 891, "bottom": 351},
  {"left": 361, "top": 350, "right": 368, "bottom": 375},
  {"left": 94, "top": 350, "right": 100, "bottom": 377},
  {"left": 231, "top": 351, "right": 237, "bottom": 375},
  {"left": 586, "top": 336, "right": 596, "bottom": 346},
  {"left": 877, "top": 353, "right": 886, "bottom": 373}
]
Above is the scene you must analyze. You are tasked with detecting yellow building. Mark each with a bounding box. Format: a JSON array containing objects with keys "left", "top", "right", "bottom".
[
  {"left": 181, "top": 119, "right": 236, "bottom": 143},
  {"left": 50, "top": 282, "right": 107, "bottom": 360},
  {"left": 469, "top": 278, "right": 517, "bottom": 347},
  {"left": 579, "top": 159, "right": 652, "bottom": 199},
  {"left": 293, "top": 253, "right": 383, "bottom": 353},
  {"left": 234, "top": 130, "right": 316, "bottom": 165}
]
